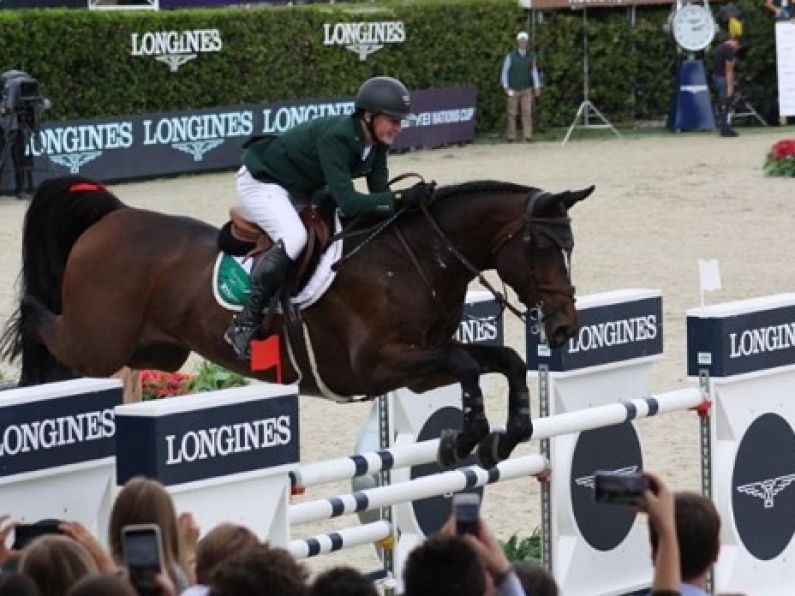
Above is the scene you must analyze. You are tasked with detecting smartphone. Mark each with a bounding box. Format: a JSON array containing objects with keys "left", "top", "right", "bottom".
[
  {"left": 122, "top": 524, "right": 164, "bottom": 596},
  {"left": 453, "top": 492, "right": 481, "bottom": 536},
  {"left": 593, "top": 470, "right": 648, "bottom": 507},
  {"left": 12, "top": 519, "right": 63, "bottom": 550}
]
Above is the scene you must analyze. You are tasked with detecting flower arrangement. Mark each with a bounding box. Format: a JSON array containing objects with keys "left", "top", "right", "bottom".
[
  {"left": 763, "top": 139, "right": 795, "bottom": 177},
  {"left": 140, "top": 362, "right": 250, "bottom": 401},
  {"left": 140, "top": 370, "right": 194, "bottom": 401}
]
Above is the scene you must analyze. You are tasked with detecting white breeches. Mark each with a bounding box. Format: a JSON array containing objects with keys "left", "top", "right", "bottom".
[{"left": 235, "top": 166, "right": 308, "bottom": 260}]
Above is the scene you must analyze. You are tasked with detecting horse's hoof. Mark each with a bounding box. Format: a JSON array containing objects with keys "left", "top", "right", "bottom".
[
  {"left": 437, "top": 429, "right": 460, "bottom": 469},
  {"left": 475, "top": 431, "right": 504, "bottom": 470}
]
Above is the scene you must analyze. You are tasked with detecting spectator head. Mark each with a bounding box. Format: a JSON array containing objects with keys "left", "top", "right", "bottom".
[
  {"left": 308, "top": 567, "right": 377, "bottom": 596},
  {"left": 109, "top": 477, "right": 188, "bottom": 588},
  {"left": 195, "top": 523, "right": 260, "bottom": 585},
  {"left": 208, "top": 544, "right": 307, "bottom": 596},
  {"left": 19, "top": 535, "right": 97, "bottom": 596},
  {"left": 512, "top": 561, "right": 559, "bottom": 596},
  {"left": 402, "top": 534, "right": 485, "bottom": 596},
  {"left": 0, "top": 572, "right": 40, "bottom": 596},
  {"left": 649, "top": 491, "right": 721, "bottom": 583},
  {"left": 65, "top": 574, "right": 137, "bottom": 596}
]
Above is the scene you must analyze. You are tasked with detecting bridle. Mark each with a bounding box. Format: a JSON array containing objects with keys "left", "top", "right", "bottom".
[{"left": 418, "top": 188, "right": 576, "bottom": 330}]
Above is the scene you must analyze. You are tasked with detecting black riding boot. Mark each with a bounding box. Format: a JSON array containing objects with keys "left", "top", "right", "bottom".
[{"left": 225, "top": 241, "right": 292, "bottom": 359}]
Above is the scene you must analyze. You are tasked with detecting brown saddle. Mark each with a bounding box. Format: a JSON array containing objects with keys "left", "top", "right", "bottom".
[{"left": 227, "top": 205, "right": 332, "bottom": 290}]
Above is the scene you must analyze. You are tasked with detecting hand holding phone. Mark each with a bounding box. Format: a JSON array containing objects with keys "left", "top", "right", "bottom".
[
  {"left": 12, "top": 519, "right": 63, "bottom": 551},
  {"left": 453, "top": 493, "right": 481, "bottom": 536},
  {"left": 593, "top": 470, "right": 648, "bottom": 508},
  {"left": 122, "top": 524, "right": 165, "bottom": 596}
]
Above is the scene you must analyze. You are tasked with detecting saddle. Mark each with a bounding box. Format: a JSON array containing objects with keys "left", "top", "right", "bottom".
[{"left": 218, "top": 205, "right": 332, "bottom": 290}]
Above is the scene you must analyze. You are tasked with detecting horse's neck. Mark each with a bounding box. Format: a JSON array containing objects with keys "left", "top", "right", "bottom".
[{"left": 432, "top": 192, "right": 524, "bottom": 269}]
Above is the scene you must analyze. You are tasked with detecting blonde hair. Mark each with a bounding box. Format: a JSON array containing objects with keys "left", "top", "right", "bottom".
[
  {"left": 109, "top": 477, "right": 190, "bottom": 587},
  {"left": 19, "top": 535, "right": 98, "bottom": 596}
]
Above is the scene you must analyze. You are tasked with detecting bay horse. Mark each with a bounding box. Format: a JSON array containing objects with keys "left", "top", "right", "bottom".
[{"left": 1, "top": 175, "right": 593, "bottom": 469}]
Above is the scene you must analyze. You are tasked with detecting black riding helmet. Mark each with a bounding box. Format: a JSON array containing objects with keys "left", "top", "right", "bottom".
[{"left": 355, "top": 76, "right": 412, "bottom": 120}]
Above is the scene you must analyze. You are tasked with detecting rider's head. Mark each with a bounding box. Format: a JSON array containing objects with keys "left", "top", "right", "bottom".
[{"left": 355, "top": 76, "right": 411, "bottom": 146}]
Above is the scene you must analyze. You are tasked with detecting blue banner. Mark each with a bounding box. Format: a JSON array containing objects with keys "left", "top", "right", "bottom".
[
  {"left": 115, "top": 393, "right": 299, "bottom": 486},
  {"left": 0, "top": 388, "right": 121, "bottom": 478},
  {"left": 687, "top": 305, "right": 795, "bottom": 377},
  {"left": 2, "top": 86, "right": 477, "bottom": 194},
  {"left": 527, "top": 297, "right": 663, "bottom": 372}
]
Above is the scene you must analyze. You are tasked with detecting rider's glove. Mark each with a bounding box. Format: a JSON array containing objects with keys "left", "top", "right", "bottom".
[{"left": 396, "top": 181, "right": 435, "bottom": 208}]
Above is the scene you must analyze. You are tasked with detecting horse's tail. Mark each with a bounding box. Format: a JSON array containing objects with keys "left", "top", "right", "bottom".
[{"left": 0, "top": 176, "right": 126, "bottom": 385}]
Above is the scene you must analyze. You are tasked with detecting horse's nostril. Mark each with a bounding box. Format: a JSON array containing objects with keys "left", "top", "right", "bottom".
[{"left": 548, "top": 326, "right": 575, "bottom": 349}]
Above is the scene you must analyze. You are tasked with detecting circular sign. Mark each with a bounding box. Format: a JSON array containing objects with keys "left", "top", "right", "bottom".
[
  {"left": 570, "top": 422, "right": 643, "bottom": 551},
  {"left": 672, "top": 4, "right": 716, "bottom": 53},
  {"left": 732, "top": 413, "right": 795, "bottom": 561},
  {"left": 410, "top": 406, "right": 483, "bottom": 537}
]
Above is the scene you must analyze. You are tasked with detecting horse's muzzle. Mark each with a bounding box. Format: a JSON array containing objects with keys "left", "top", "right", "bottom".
[{"left": 547, "top": 323, "right": 576, "bottom": 349}]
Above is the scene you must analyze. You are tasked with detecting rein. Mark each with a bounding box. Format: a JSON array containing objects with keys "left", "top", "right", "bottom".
[
  {"left": 417, "top": 200, "right": 528, "bottom": 323},
  {"left": 329, "top": 173, "right": 424, "bottom": 272}
]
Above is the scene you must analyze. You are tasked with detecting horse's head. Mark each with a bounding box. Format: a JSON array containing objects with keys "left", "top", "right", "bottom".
[{"left": 494, "top": 185, "right": 594, "bottom": 348}]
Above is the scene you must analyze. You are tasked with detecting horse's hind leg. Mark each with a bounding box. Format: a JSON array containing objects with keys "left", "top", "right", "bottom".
[
  {"left": 24, "top": 294, "right": 136, "bottom": 378},
  {"left": 460, "top": 345, "right": 533, "bottom": 470}
]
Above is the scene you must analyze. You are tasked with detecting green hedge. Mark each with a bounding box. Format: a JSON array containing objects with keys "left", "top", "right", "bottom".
[{"left": 0, "top": 0, "right": 779, "bottom": 134}]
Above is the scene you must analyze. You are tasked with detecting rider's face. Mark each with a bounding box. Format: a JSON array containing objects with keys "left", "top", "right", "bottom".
[{"left": 371, "top": 113, "right": 403, "bottom": 145}]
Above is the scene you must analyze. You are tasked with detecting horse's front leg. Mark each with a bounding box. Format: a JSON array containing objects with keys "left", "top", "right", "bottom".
[
  {"left": 370, "top": 345, "right": 490, "bottom": 470},
  {"left": 460, "top": 344, "right": 533, "bottom": 469}
]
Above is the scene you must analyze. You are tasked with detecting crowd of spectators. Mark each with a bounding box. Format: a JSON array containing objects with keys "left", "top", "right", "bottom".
[{"left": 0, "top": 471, "right": 735, "bottom": 596}]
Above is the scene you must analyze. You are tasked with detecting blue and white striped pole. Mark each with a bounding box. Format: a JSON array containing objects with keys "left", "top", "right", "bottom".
[
  {"left": 290, "top": 388, "right": 704, "bottom": 490},
  {"left": 289, "top": 454, "right": 547, "bottom": 526},
  {"left": 289, "top": 520, "right": 393, "bottom": 559}
]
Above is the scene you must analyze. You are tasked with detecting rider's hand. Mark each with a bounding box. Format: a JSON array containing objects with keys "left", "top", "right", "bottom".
[{"left": 396, "top": 182, "right": 435, "bottom": 208}]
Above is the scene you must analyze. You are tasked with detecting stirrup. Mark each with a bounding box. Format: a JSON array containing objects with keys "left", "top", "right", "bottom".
[{"left": 225, "top": 322, "right": 257, "bottom": 359}]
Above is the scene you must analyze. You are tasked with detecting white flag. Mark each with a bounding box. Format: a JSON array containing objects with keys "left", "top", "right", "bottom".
[{"left": 699, "top": 259, "right": 721, "bottom": 306}]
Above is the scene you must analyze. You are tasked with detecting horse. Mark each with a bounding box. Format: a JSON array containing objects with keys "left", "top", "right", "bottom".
[{"left": 1, "top": 175, "right": 593, "bottom": 469}]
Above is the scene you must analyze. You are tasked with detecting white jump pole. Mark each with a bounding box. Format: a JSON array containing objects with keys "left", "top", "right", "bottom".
[
  {"left": 289, "top": 454, "right": 546, "bottom": 526},
  {"left": 291, "top": 388, "right": 704, "bottom": 490},
  {"left": 289, "top": 520, "right": 393, "bottom": 559}
]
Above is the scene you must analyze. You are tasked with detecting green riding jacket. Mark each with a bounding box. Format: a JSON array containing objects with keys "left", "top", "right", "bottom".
[{"left": 242, "top": 114, "right": 396, "bottom": 217}]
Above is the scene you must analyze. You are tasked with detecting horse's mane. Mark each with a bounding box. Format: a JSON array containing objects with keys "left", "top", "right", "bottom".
[{"left": 433, "top": 180, "right": 534, "bottom": 202}]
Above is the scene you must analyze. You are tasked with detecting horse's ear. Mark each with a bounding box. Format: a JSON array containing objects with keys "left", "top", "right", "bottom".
[{"left": 563, "top": 185, "right": 595, "bottom": 210}]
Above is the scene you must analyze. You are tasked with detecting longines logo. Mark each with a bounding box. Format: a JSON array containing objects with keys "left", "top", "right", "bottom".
[
  {"left": 681, "top": 84, "right": 708, "bottom": 94},
  {"left": 142, "top": 111, "right": 252, "bottom": 161},
  {"left": 172, "top": 140, "right": 224, "bottom": 161},
  {"left": 323, "top": 21, "right": 405, "bottom": 61},
  {"left": 736, "top": 472, "right": 795, "bottom": 509},
  {"left": 164, "top": 416, "right": 292, "bottom": 465},
  {"left": 30, "top": 122, "right": 134, "bottom": 173},
  {"left": 131, "top": 29, "right": 223, "bottom": 72},
  {"left": 456, "top": 317, "right": 499, "bottom": 344},
  {"left": 575, "top": 465, "right": 639, "bottom": 490},
  {"left": 0, "top": 409, "right": 115, "bottom": 456},
  {"left": 49, "top": 152, "right": 102, "bottom": 173},
  {"left": 729, "top": 322, "right": 795, "bottom": 359},
  {"left": 569, "top": 315, "right": 658, "bottom": 353}
]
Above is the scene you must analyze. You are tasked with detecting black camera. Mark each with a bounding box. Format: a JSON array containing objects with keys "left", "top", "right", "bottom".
[{"left": 1, "top": 70, "right": 49, "bottom": 131}]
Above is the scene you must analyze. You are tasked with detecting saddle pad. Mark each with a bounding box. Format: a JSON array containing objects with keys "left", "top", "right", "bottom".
[{"left": 213, "top": 212, "right": 343, "bottom": 312}]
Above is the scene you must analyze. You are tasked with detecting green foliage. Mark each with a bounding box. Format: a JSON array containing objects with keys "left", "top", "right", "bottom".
[
  {"left": 0, "top": 0, "right": 779, "bottom": 135},
  {"left": 501, "top": 528, "right": 542, "bottom": 562},
  {"left": 188, "top": 360, "right": 250, "bottom": 393},
  {"left": 0, "top": 0, "right": 519, "bottom": 133}
]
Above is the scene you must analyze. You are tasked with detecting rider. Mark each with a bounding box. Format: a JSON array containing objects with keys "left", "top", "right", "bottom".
[{"left": 226, "top": 76, "right": 435, "bottom": 358}]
